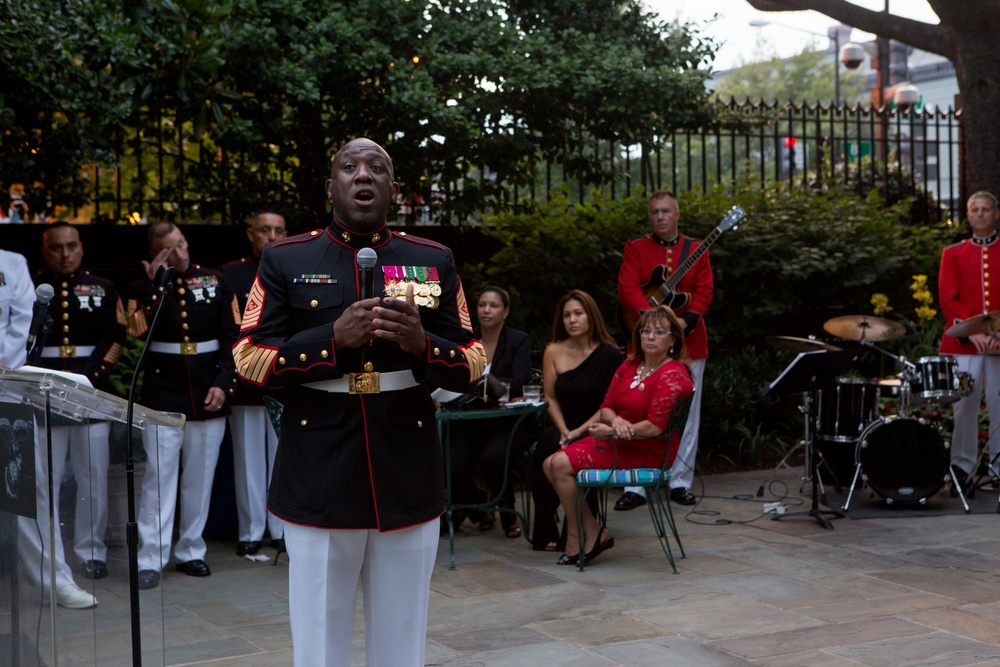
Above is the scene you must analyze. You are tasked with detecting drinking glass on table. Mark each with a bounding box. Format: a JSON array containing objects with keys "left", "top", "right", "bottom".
[{"left": 523, "top": 384, "right": 542, "bottom": 403}]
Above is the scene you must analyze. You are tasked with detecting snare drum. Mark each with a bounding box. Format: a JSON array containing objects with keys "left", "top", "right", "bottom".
[
  {"left": 856, "top": 416, "right": 948, "bottom": 503},
  {"left": 909, "top": 356, "right": 961, "bottom": 405}
]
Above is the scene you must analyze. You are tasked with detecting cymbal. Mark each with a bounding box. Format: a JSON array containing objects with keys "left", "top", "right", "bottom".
[
  {"left": 823, "top": 315, "right": 906, "bottom": 342},
  {"left": 946, "top": 310, "right": 1000, "bottom": 339},
  {"left": 765, "top": 336, "right": 842, "bottom": 353}
]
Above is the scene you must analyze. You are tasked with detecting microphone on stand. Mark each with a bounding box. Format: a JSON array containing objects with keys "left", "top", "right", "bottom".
[
  {"left": 357, "top": 247, "right": 378, "bottom": 301},
  {"left": 25, "top": 283, "right": 55, "bottom": 352}
]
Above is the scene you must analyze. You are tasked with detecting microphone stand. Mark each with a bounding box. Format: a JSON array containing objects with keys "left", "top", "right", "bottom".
[
  {"left": 124, "top": 266, "right": 175, "bottom": 667},
  {"left": 25, "top": 314, "right": 53, "bottom": 366}
]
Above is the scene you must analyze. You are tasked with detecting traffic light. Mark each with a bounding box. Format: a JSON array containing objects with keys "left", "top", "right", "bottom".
[{"left": 781, "top": 136, "right": 797, "bottom": 176}]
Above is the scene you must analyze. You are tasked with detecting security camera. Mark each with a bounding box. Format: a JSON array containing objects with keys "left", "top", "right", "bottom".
[
  {"left": 894, "top": 83, "right": 920, "bottom": 109},
  {"left": 839, "top": 42, "right": 866, "bottom": 70}
]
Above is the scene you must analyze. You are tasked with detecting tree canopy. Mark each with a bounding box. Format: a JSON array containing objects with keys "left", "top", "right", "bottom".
[{"left": 0, "top": 0, "right": 723, "bottom": 224}]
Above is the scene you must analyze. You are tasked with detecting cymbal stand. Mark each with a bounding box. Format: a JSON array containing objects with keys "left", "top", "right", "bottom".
[
  {"left": 961, "top": 420, "right": 1000, "bottom": 512},
  {"left": 773, "top": 389, "right": 843, "bottom": 529},
  {"left": 776, "top": 391, "right": 811, "bottom": 476}
]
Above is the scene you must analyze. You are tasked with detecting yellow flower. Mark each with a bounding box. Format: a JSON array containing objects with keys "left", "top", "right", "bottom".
[
  {"left": 915, "top": 305, "right": 937, "bottom": 324},
  {"left": 871, "top": 293, "right": 892, "bottom": 316}
]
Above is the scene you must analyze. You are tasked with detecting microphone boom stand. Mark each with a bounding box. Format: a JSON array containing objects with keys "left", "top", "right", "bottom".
[{"left": 124, "top": 266, "right": 176, "bottom": 667}]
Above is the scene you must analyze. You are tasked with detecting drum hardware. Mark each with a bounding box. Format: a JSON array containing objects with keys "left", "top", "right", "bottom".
[
  {"left": 957, "top": 421, "right": 1000, "bottom": 512},
  {"left": 765, "top": 348, "right": 856, "bottom": 529}
]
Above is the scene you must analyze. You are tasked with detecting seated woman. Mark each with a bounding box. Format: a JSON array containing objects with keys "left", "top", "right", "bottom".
[
  {"left": 447, "top": 286, "right": 531, "bottom": 538},
  {"left": 542, "top": 306, "right": 694, "bottom": 565},
  {"left": 531, "top": 290, "right": 622, "bottom": 551}
]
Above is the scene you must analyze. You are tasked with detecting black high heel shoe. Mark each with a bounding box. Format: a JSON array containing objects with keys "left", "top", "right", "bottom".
[
  {"left": 581, "top": 531, "right": 615, "bottom": 565},
  {"left": 556, "top": 552, "right": 580, "bottom": 566}
]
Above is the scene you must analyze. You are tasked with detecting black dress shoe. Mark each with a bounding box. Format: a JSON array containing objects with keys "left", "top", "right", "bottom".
[
  {"left": 175, "top": 559, "right": 212, "bottom": 577},
  {"left": 670, "top": 487, "right": 697, "bottom": 506},
  {"left": 137, "top": 570, "right": 160, "bottom": 590},
  {"left": 82, "top": 559, "right": 108, "bottom": 580},
  {"left": 614, "top": 491, "right": 647, "bottom": 511},
  {"left": 236, "top": 540, "right": 262, "bottom": 556}
]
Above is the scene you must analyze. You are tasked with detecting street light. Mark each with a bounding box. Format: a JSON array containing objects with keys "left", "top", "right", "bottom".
[{"left": 749, "top": 19, "right": 841, "bottom": 105}]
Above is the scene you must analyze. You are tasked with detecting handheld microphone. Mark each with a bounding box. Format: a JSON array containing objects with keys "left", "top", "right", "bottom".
[
  {"left": 357, "top": 248, "right": 378, "bottom": 300},
  {"left": 25, "top": 283, "right": 55, "bottom": 352}
]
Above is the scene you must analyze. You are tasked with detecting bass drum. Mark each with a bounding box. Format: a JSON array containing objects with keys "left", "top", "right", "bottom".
[{"left": 856, "top": 417, "right": 949, "bottom": 504}]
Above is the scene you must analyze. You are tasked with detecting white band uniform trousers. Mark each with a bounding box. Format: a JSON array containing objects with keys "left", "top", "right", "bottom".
[
  {"left": 229, "top": 404, "right": 283, "bottom": 542},
  {"left": 137, "top": 420, "right": 225, "bottom": 570},
  {"left": 284, "top": 519, "right": 439, "bottom": 667},
  {"left": 950, "top": 354, "right": 1000, "bottom": 476}
]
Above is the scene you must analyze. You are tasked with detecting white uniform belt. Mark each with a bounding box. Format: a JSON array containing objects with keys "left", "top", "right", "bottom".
[
  {"left": 149, "top": 339, "right": 220, "bottom": 355},
  {"left": 304, "top": 370, "right": 418, "bottom": 394},
  {"left": 40, "top": 345, "right": 96, "bottom": 359}
]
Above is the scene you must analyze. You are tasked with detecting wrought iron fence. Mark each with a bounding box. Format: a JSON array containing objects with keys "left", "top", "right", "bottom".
[{"left": 78, "top": 98, "right": 964, "bottom": 225}]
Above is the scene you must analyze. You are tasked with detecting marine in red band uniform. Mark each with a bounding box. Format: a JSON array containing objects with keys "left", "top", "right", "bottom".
[
  {"left": 220, "top": 210, "right": 287, "bottom": 556},
  {"left": 126, "top": 222, "right": 241, "bottom": 590},
  {"left": 616, "top": 190, "right": 713, "bottom": 507},
  {"left": 233, "top": 138, "right": 485, "bottom": 667},
  {"left": 22, "top": 223, "right": 125, "bottom": 598},
  {"left": 939, "top": 191, "right": 1000, "bottom": 487}
]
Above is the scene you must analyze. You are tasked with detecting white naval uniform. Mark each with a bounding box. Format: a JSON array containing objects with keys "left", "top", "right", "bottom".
[{"left": 0, "top": 249, "right": 33, "bottom": 369}]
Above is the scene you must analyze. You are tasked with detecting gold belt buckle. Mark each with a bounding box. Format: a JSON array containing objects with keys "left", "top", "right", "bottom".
[
  {"left": 180, "top": 342, "right": 198, "bottom": 355},
  {"left": 59, "top": 345, "right": 77, "bottom": 359},
  {"left": 348, "top": 372, "right": 381, "bottom": 394}
]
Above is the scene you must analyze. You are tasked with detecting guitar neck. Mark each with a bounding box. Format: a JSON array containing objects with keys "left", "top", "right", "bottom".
[{"left": 664, "top": 227, "right": 721, "bottom": 291}]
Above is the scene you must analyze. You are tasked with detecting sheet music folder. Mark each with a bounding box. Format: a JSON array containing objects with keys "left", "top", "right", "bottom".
[{"left": 764, "top": 349, "right": 857, "bottom": 396}]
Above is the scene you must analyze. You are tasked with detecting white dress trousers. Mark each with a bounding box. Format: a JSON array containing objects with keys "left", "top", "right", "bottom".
[
  {"left": 137, "top": 419, "right": 226, "bottom": 570},
  {"left": 950, "top": 354, "right": 1000, "bottom": 475},
  {"left": 284, "top": 519, "right": 439, "bottom": 667},
  {"left": 68, "top": 422, "right": 111, "bottom": 563},
  {"left": 626, "top": 357, "right": 706, "bottom": 497},
  {"left": 229, "top": 405, "right": 283, "bottom": 542},
  {"left": 18, "top": 423, "right": 78, "bottom": 591}
]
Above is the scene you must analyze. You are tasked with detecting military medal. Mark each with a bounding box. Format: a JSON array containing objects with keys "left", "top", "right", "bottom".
[{"left": 382, "top": 266, "right": 441, "bottom": 308}]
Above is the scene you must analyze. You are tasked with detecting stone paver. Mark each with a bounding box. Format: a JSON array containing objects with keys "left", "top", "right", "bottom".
[{"left": 20, "top": 467, "right": 1000, "bottom": 666}]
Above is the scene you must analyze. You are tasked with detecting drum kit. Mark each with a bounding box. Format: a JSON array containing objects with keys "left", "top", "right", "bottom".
[{"left": 764, "top": 311, "right": 997, "bottom": 528}]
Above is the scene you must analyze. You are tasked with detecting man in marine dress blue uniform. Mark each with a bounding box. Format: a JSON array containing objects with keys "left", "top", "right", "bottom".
[
  {"left": 20, "top": 223, "right": 125, "bottom": 601},
  {"left": 221, "top": 210, "right": 287, "bottom": 556},
  {"left": 127, "top": 222, "right": 241, "bottom": 590},
  {"left": 233, "top": 138, "right": 485, "bottom": 667}
]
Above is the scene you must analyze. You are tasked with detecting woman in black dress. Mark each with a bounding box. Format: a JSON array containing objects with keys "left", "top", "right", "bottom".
[{"left": 531, "top": 289, "right": 622, "bottom": 550}]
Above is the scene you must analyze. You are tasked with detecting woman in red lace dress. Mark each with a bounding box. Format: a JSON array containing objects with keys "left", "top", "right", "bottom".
[{"left": 542, "top": 305, "right": 694, "bottom": 566}]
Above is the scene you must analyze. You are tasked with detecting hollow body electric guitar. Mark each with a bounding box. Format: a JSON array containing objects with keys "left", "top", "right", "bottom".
[{"left": 619, "top": 206, "right": 745, "bottom": 333}]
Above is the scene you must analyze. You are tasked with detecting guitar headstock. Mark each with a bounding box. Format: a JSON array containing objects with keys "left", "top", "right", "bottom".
[{"left": 719, "top": 206, "right": 746, "bottom": 232}]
